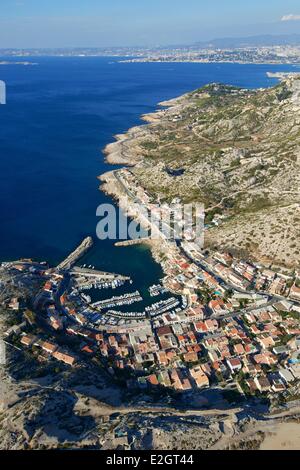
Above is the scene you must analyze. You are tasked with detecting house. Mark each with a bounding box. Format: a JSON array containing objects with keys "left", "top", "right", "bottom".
[
  {"left": 41, "top": 341, "right": 58, "bottom": 354},
  {"left": 74, "top": 313, "right": 87, "bottom": 325},
  {"left": 20, "top": 334, "right": 37, "bottom": 347},
  {"left": 204, "top": 319, "right": 219, "bottom": 332},
  {"left": 155, "top": 350, "right": 169, "bottom": 366},
  {"left": 269, "top": 277, "right": 286, "bottom": 296},
  {"left": 4, "top": 322, "right": 26, "bottom": 338},
  {"left": 253, "top": 352, "right": 277, "bottom": 366},
  {"left": 194, "top": 321, "right": 208, "bottom": 333},
  {"left": 202, "top": 271, "right": 220, "bottom": 289},
  {"left": 52, "top": 349, "right": 76, "bottom": 366},
  {"left": 273, "top": 345, "right": 288, "bottom": 355},
  {"left": 81, "top": 344, "right": 94, "bottom": 355},
  {"left": 250, "top": 325, "right": 261, "bottom": 335},
  {"left": 257, "top": 335, "right": 275, "bottom": 349},
  {"left": 156, "top": 325, "right": 177, "bottom": 349},
  {"left": 169, "top": 368, "right": 181, "bottom": 390},
  {"left": 180, "top": 377, "right": 192, "bottom": 391},
  {"left": 220, "top": 346, "right": 231, "bottom": 359},
  {"left": 246, "top": 378, "right": 258, "bottom": 394},
  {"left": 170, "top": 368, "right": 192, "bottom": 391},
  {"left": 234, "top": 343, "right": 245, "bottom": 356},
  {"left": 147, "top": 374, "right": 159, "bottom": 386},
  {"left": 208, "top": 300, "right": 228, "bottom": 316},
  {"left": 271, "top": 378, "right": 286, "bottom": 393},
  {"left": 254, "top": 375, "right": 271, "bottom": 392},
  {"left": 226, "top": 357, "right": 242, "bottom": 373},
  {"left": 187, "top": 305, "right": 205, "bottom": 320},
  {"left": 201, "top": 363, "right": 212, "bottom": 377},
  {"left": 43, "top": 281, "right": 53, "bottom": 292},
  {"left": 244, "top": 343, "right": 258, "bottom": 355},
  {"left": 288, "top": 336, "right": 300, "bottom": 351},
  {"left": 228, "top": 272, "right": 249, "bottom": 290},
  {"left": 244, "top": 312, "right": 257, "bottom": 324},
  {"left": 213, "top": 252, "right": 233, "bottom": 266},
  {"left": 243, "top": 361, "right": 260, "bottom": 376},
  {"left": 278, "top": 368, "right": 294, "bottom": 385},
  {"left": 183, "top": 351, "right": 198, "bottom": 363},
  {"left": 290, "top": 284, "right": 300, "bottom": 301},
  {"left": 113, "top": 432, "right": 129, "bottom": 449},
  {"left": 262, "top": 269, "right": 275, "bottom": 281},
  {"left": 189, "top": 366, "right": 209, "bottom": 388},
  {"left": 8, "top": 298, "right": 19, "bottom": 310},
  {"left": 208, "top": 350, "right": 220, "bottom": 362}
]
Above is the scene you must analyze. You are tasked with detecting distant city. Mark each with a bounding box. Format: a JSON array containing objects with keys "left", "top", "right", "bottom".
[{"left": 1, "top": 34, "right": 300, "bottom": 65}]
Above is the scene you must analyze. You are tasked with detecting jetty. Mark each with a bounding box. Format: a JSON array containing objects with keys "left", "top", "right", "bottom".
[
  {"left": 57, "top": 237, "right": 93, "bottom": 271},
  {"left": 71, "top": 266, "right": 129, "bottom": 281},
  {"left": 114, "top": 238, "right": 150, "bottom": 247},
  {"left": 92, "top": 290, "right": 142, "bottom": 309}
]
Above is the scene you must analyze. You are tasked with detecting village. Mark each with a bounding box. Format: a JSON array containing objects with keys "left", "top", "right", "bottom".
[
  {"left": 2, "top": 162, "right": 300, "bottom": 407},
  {"left": 2, "top": 214, "right": 300, "bottom": 405}
]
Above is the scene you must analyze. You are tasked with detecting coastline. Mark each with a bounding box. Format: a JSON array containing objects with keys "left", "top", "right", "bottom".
[
  {"left": 98, "top": 170, "right": 172, "bottom": 274},
  {"left": 119, "top": 58, "right": 300, "bottom": 66},
  {"left": 98, "top": 90, "right": 191, "bottom": 276},
  {"left": 102, "top": 93, "right": 186, "bottom": 166},
  {"left": 99, "top": 74, "right": 300, "bottom": 272}
]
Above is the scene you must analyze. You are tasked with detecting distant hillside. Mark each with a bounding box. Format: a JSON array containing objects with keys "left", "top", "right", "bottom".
[
  {"left": 194, "top": 34, "right": 300, "bottom": 49},
  {"left": 106, "top": 75, "right": 300, "bottom": 269}
]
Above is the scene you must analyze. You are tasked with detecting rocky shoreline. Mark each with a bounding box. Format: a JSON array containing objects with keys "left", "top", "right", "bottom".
[
  {"left": 98, "top": 170, "right": 171, "bottom": 272},
  {"left": 100, "top": 76, "right": 300, "bottom": 270},
  {"left": 102, "top": 94, "right": 185, "bottom": 166},
  {"left": 98, "top": 92, "right": 192, "bottom": 269}
]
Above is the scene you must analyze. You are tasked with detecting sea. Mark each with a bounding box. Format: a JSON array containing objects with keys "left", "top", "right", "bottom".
[{"left": 0, "top": 57, "right": 298, "bottom": 299}]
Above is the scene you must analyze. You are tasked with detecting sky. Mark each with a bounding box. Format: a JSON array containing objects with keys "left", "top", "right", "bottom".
[{"left": 0, "top": 0, "right": 300, "bottom": 48}]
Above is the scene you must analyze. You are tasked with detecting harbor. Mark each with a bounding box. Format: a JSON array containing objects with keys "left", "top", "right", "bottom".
[
  {"left": 145, "top": 296, "right": 181, "bottom": 317},
  {"left": 149, "top": 283, "right": 168, "bottom": 297},
  {"left": 91, "top": 290, "right": 143, "bottom": 310},
  {"left": 70, "top": 263, "right": 131, "bottom": 296},
  {"left": 57, "top": 237, "right": 94, "bottom": 271}
]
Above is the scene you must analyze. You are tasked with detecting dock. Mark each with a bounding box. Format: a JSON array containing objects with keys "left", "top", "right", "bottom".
[
  {"left": 57, "top": 237, "right": 93, "bottom": 271},
  {"left": 114, "top": 238, "right": 150, "bottom": 247},
  {"left": 71, "top": 266, "right": 130, "bottom": 281},
  {"left": 92, "top": 290, "right": 142, "bottom": 309}
]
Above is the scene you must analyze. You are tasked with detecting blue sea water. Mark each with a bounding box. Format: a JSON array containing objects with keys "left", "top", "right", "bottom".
[{"left": 0, "top": 57, "right": 297, "bottom": 294}]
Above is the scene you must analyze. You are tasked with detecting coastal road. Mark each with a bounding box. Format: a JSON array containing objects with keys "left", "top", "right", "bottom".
[
  {"left": 109, "top": 170, "right": 295, "bottom": 315},
  {"left": 210, "top": 299, "right": 279, "bottom": 322}
]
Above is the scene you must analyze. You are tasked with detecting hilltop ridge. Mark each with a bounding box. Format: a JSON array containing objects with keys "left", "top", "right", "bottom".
[{"left": 103, "top": 74, "right": 300, "bottom": 269}]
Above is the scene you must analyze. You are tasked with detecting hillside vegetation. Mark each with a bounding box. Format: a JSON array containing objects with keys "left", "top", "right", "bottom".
[{"left": 111, "top": 75, "right": 300, "bottom": 269}]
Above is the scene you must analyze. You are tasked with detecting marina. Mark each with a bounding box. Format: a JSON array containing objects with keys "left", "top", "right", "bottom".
[
  {"left": 91, "top": 290, "right": 143, "bottom": 310},
  {"left": 149, "top": 283, "right": 168, "bottom": 297},
  {"left": 145, "top": 297, "right": 181, "bottom": 317},
  {"left": 105, "top": 309, "right": 146, "bottom": 319},
  {"left": 75, "top": 278, "right": 128, "bottom": 292}
]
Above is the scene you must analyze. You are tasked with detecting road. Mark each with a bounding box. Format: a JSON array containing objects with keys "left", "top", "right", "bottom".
[{"left": 113, "top": 169, "right": 295, "bottom": 315}]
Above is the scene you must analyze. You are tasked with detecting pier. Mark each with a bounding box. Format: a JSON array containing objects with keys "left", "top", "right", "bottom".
[
  {"left": 71, "top": 266, "right": 130, "bottom": 281},
  {"left": 91, "top": 290, "right": 142, "bottom": 309},
  {"left": 114, "top": 238, "right": 150, "bottom": 247},
  {"left": 145, "top": 297, "right": 180, "bottom": 317},
  {"left": 57, "top": 237, "right": 94, "bottom": 271},
  {"left": 149, "top": 283, "right": 168, "bottom": 297}
]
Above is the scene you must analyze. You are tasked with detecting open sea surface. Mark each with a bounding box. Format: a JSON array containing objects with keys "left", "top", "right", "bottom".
[{"left": 0, "top": 57, "right": 297, "bottom": 295}]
